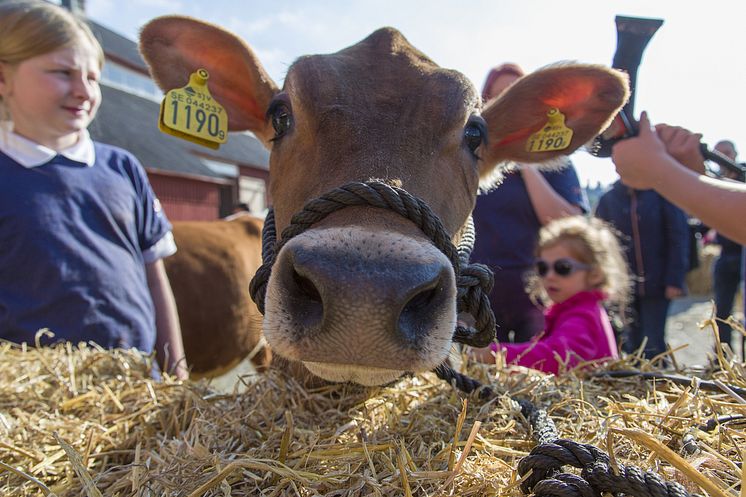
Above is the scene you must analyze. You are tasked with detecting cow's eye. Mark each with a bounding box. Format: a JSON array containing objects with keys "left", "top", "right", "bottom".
[
  {"left": 268, "top": 100, "right": 293, "bottom": 139},
  {"left": 464, "top": 118, "right": 487, "bottom": 156}
]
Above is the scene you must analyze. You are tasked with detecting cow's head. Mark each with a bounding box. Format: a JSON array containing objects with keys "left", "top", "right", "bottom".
[{"left": 141, "top": 18, "right": 628, "bottom": 386}]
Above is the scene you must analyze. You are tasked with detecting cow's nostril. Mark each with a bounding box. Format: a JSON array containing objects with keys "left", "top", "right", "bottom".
[
  {"left": 402, "top": 286, "right": 439, "bottom": 314},
  {"left": 398, "top": 278, "right": 446, "bottom": 345},
  {"left": 292, "top": 269, "right": 322, "bottom": 303},
  {"left": 287, "top": 268, "right": 323, "bottom": 330}
]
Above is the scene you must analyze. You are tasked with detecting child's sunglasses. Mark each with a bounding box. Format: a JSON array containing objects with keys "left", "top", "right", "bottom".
[{"left": 535, "top": 258, "right": 591, "bottom": 277}]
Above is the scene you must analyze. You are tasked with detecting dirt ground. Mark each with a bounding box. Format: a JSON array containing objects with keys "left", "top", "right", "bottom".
[
  {"left": 666, "top": 295, "right": 744, "bottom": 367},
  {"left": 673, "top": 245, "right": 745, "bottom": 365}
]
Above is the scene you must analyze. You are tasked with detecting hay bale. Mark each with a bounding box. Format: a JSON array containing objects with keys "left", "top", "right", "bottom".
[{"left": 1, "top": 333, "right": 744, "bottom": 496}]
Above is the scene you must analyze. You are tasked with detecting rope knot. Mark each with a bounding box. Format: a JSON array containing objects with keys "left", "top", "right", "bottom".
[
  {"left": 519, "top": 439, "right": 700, "bottom": 497},
  {"left": 457, "top": 262, "right": 494, "bottom": 294},
  {"left": 454, "top": 262, "right": 496, "bottom": 348}
]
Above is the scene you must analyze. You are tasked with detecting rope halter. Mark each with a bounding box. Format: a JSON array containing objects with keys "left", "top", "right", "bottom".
[{"left": 248, "top": 180, "right": 496, "bottom": 348}]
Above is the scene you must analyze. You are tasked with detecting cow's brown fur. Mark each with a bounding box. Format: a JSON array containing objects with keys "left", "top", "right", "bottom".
[
  {"left": 165, "top": 216, "right": 269, "bottom": 378},
  {"left": 141, "top": 18, "right": 629, "bottom": 385}
]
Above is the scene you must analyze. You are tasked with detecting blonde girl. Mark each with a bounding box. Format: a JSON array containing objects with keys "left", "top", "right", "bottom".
[
  {"left": 473, "top": 215, "right": 630, "bottom": 374},
  {"left": 0, "top": 1, "right": 186, "bottom": 378}
]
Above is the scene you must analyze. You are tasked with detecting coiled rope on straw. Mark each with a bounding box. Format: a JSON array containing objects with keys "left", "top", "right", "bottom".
[{"left": 434, "top": 365, "right": 703, "bottom": 497}]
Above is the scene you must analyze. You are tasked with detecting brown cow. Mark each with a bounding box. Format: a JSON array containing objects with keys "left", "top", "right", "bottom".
[
  {"left": 165, "top": 215, "right": 270, "bottom": 378},
  {"left": 141, "top": 18, "right": 628, "bottom": 386}
]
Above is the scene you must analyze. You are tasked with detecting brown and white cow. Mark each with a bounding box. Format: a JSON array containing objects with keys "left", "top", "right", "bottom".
[
  {"left": 165, "top": 215, "right": 270, "bottom": 378},
  {"left": 141, "top": 18, "right": 628, "bottom": 386}
]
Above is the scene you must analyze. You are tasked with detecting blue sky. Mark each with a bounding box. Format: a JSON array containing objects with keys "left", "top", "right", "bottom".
[{"left": 85, "top": 0, "right": 745, "bottom": 187}]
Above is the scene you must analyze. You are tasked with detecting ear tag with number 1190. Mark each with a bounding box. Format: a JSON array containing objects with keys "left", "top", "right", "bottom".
[
  {"left": 526, "top": 108, "right": 573, "bottom": 153},
  {"left": 158, "top": 69, "right": 228, "bottom": 149}
]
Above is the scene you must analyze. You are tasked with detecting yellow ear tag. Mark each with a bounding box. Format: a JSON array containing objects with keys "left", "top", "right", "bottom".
[
  {"left": 525, "top": 108, "right": 573, "bottom": 153},
  {"left": 158, "top": 69, "right": 228, "bottom": 150}
]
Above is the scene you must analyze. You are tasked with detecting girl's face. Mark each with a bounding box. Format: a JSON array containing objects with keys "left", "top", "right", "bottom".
[
  {"left": 0, "top": 37, "right": 101, "bottom": 150},
  {"left": 537, "top": 243, "right": 593, "bottom": 304}
]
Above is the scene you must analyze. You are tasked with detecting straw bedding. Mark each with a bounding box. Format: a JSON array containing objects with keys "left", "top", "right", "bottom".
[{"left": 1, "top": 324, "right": 744, "bottom": 496}]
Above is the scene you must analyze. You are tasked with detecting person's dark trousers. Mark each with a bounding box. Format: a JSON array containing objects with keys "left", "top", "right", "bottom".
[
  {"left": 713, "top": 253, "right": 743, "bottom": 348},
  {"left": 488, "top": 267, "right": 545, "bottom": 343},
  {"left": 623, "top": 295, "right": 671, "bottom": 359}
]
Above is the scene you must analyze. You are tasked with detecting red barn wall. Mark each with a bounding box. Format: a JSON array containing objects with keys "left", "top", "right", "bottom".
[{"left": 147, "top": 172, "right": 222, "bottom": 222}]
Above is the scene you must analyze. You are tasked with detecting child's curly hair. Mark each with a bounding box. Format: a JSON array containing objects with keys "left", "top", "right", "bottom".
[{"left": 526, "top": 215, "right": 631, "bottom": 311}]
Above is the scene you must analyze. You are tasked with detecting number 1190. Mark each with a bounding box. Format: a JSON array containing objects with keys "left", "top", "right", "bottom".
[{"left": 171, "top": 101, "right": 221, "bottom": 138}]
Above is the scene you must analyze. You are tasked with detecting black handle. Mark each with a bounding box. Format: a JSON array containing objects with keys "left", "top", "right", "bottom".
[
  {"left": 592, "top": 15, "right": 663, "bottom": 158},
  {"left": 701, "top": 143, "right": 746, "bottom": 177}
]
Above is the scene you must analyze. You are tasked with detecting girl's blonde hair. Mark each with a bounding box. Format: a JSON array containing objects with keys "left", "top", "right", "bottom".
[
  {"left": 0, "top": 0, "right": 104, "bottom": 115},
  {"left": 527, "top": 215, "right": 631, "bottom": 309}
]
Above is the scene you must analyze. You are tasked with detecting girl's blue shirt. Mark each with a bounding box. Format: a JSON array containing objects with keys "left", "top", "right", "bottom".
[{"left": 0, "top": 132, "right": 175, "bottom": 351}]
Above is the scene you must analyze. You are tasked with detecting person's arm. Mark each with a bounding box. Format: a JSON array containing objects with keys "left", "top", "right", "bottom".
[
  {"left": 520, "top": 165, "right": 582, "bottom": 225},
  {"left": 500, "top": 312, "right": 599, "bottom": 374},
  {"left": 146, "top": 259, "right": 188, "bottom": 380},
  {"left": 612, "top": 112, "right": 746, "bottom": 245}
]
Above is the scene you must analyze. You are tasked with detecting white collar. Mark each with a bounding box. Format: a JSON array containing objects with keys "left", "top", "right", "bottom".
[{"left": 0, "top": 122, "right": 95, "bottom": 168}]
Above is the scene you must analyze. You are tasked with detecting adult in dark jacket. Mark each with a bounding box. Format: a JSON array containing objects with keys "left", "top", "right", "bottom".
[
  {"left": 710, "top": 140, "right": 743, "bottom": 350},
  {"left": 595, "top": 181, "right": 690, "bottom": 359}
]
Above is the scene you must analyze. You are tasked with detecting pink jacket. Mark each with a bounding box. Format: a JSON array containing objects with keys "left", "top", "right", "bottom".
[{"left": 490, "top": 290, "right": 618, "bottom": 374}]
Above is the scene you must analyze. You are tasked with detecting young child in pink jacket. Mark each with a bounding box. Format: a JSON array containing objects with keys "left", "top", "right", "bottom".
[{"left": 472, "top": 216, "right": 630, "bottom": 374}]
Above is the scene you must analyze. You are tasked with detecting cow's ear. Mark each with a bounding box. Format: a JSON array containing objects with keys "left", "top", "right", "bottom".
[
  {"left": 140, "top": 16, "right": 279, "bottom": 146},
  {"left": 479, "top": 64, "right": 629, "bottom": 179}
]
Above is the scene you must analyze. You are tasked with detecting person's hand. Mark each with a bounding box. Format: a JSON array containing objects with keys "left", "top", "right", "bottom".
[
  {"left": 469, "top": 346, "right": 497, "bottom": 364},
  {"left": 664, "top": 285, "right": 684, "bottom": 300},
  {"left": 166, "top": 356, "right": 189, "bottom": 381},
  {"left": 174, "top": 359, "right": 189, "bottom": 380},
  {"left": 655, "top": 123, "right": 705, "bottom": 174},
  {"left": 612, "top": 111, "right": 670, "bottom": 189}
]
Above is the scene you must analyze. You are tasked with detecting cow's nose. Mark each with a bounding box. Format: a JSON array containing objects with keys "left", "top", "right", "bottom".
[
  {"left": 274, "top": 238, "right": 455, "bottom": 352},
  {"left": 286, "top": 245, "right": 452, "bottom": 338}
]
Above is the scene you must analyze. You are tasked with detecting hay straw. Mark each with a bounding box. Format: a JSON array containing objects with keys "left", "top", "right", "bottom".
[
  {"left": 0, "top": 461, "right": 54, "bottom": 496},
  {"left": 613, "top": 428, "right": 731, "bottom": 497},
  {"left": 439, "top": 420, "right": 481, "bottom": 492},
  {"left": 1, "top": 335, "right": 744, "bottom": 496},
  {"left": 51, "top": 433, "right": 100, "bottom": 497},
  {"left": 741, "top": 444, "right": 746, "bottom": 497}
]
